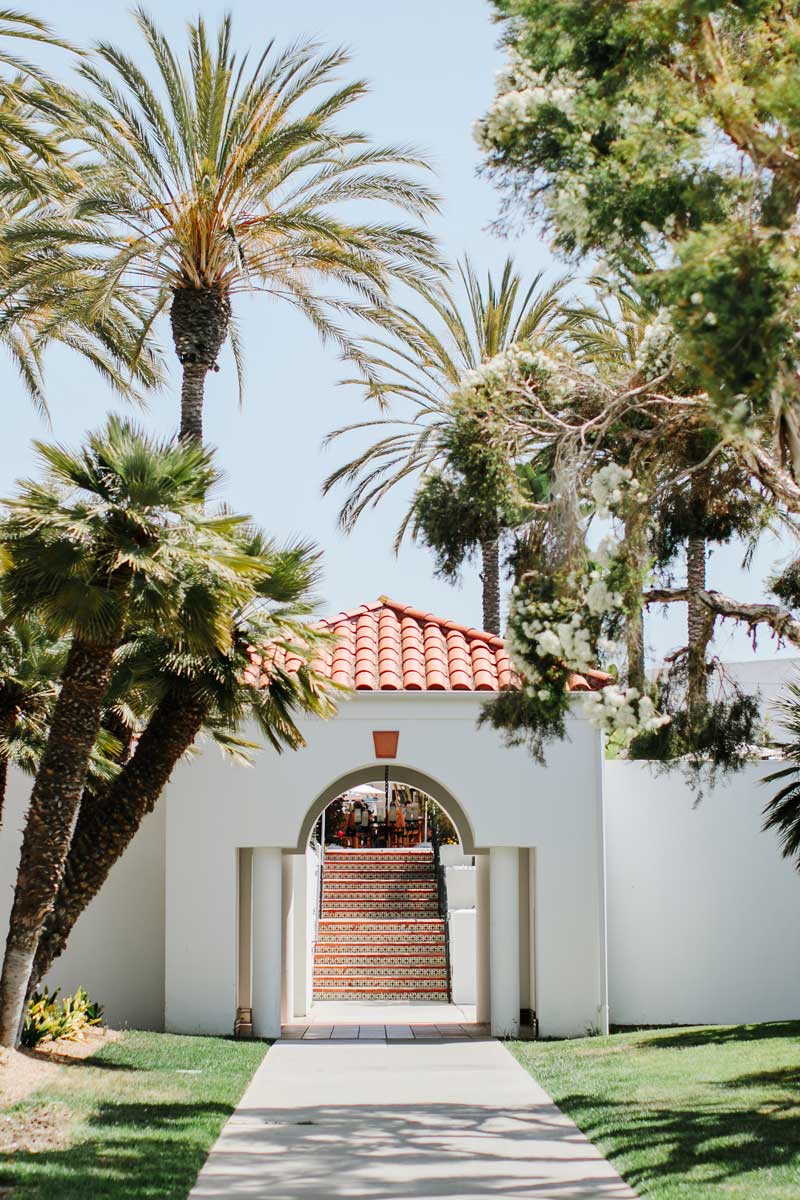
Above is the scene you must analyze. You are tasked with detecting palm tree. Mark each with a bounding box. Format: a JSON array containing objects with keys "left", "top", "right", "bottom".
[
  {"left": 0, "top": 613, "right": 66, "bottom": 826},
  {"left": 324, "top": 257, "right": 570, "bottom": 632},
  {"left": 29, "top": 535, "right": 337, "bottom": 987},
  {"left": 72, "top": 8, "right": 441, "bottom": 441},
  {"left": 0, "top": 9, "right": 73, "bottom": 179},
  {"left": 763, "top": 683, "right": 800, "bottom": 872},
  {"left": 0, "top": 416, "right": 261, "bottom": 1046},
  {"left": 0, "top": 21, "right": 164, "bottom": 409}
]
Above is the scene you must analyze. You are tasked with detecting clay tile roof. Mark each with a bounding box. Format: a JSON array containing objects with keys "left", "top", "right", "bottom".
[{"left": 263, "top": 598, "right": 610, "bottom": 695}]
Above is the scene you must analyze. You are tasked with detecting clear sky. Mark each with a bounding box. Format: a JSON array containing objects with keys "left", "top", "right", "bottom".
[{"left": 2, "top": 1, "right": 792, "bottom": 665}]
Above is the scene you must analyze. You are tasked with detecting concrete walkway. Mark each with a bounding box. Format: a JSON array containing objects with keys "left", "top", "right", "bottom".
[{"left": 190, "top": 1038, "right": 637, "bottom": 1199}]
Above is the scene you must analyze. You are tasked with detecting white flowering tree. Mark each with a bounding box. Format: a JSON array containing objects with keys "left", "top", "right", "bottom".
[{"left": 487, "top": 463, "right": 669, "bottom": 761}]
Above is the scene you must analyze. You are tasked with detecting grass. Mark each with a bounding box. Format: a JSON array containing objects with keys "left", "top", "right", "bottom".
[
  {"left": 0, "top": 1030, "right": 268, "bottom": 1199},
  {"left": 511, "top": 1020, "right": 800, "bottom": 1200}
]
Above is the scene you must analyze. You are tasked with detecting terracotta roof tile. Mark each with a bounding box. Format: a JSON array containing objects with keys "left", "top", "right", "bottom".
[{"left": 256, "top": 598, "right": 612, "bottom": 696}]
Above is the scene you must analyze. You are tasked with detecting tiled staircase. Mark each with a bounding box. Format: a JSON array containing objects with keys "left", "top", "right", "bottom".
[{"left": 313, "top": 848, "right": 450, "bottom": 1001}]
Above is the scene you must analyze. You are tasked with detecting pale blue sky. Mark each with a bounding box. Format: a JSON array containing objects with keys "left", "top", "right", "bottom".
[{"left": 3, "top": 1, "right": 792, "bottom": 663}]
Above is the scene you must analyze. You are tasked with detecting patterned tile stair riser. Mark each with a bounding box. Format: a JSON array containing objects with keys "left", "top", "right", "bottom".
[{"left": 313, "top": 848, "right": 449, "bottom": 1002}]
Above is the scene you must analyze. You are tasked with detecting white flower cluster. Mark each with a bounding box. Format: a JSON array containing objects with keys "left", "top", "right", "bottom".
[
  {"left": 473, "top": 49, "right": 578, "bottom": 152},
  {"left": 452, "top": 341, "right": 558, "bottom": 407},
  {"left": 635, "top": 307, "right": 676, "bottom": 378},
  {"left": 582, "top": 685, "right": 670, "bottom": 736},
  {"left": 589, "top": 463, "right": 644, "bottom": 518},
  {"left": 585, "top": 575, "right": 622, "bottom": 615}
]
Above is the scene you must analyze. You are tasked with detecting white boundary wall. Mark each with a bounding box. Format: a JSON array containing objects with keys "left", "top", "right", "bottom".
[
  {"left": 0, "top": 766, "right": 166, "bottom": 1030},
  {"left": 605, "top": 760, "right": 800, "bottom": 1026}
]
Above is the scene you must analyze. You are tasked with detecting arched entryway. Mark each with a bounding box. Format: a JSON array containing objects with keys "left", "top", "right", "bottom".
[
  {"left": 296, "top": 764, "right": 478, "bottom": 855},
  {"left": 233, "top": 763, "right": 535, "bottom": 1040},
  {"left": 308, "top": 776, "right": 463, "bottom": 1010}
]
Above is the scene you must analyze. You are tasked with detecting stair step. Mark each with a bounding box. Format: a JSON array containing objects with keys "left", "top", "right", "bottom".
[
  {"left": 324, "top": 879, "right": 437, "bottom": 889},
  {"left": 313, "top": 988, "right": 449, "bottom": 1001},
  {"left": 315, "top": 971, "right": 448, "bottom": 980},
  {"left": 314, "top": 849, "right": 448, "bottom": 1002},
  {"left": 315, "top": 956, "right": 447, "bottom": 967}
]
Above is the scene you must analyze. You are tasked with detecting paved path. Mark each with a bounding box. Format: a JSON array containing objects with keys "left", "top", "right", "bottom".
[{"left": 190, "top": 1037, "right": 637, "bottom": 1199}]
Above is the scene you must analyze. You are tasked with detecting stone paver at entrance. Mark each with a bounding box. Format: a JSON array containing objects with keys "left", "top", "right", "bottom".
[
  {"left": 283, "top": 1022, "right": 489, "bottom": 1040},
  {"left": 189, "top": 1038, "right": 638, "bottom": 1199}
]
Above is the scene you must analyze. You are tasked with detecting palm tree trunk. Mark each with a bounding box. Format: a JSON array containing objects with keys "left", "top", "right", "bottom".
[
  {"left": 687, "top": 532, "right": 713, "bottom": 712},
  {"left": 480, "top": 536, "right": 501, "bottom": 635},
  {"left": 179, "top": 361, "right": 208, "bottom": 442},
  {"left": 0, "top": 636, "right": 118, "bottom": 1046},
  {"left": 170, "top": 285, "right": 232, "bottom": 442},
  {"left": 0, "top": 755, "right": 7, "bottom": 832},
  {"left": 29, "top": 686, "right": 207, "bottom": 989},
  {"left": 623, "top": 510, "right": 647, "bottom": 692}
]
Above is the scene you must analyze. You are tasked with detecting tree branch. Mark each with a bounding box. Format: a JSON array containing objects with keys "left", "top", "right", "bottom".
[
  {"left": 743, "top": 442, "right": 800, "bottom": 513},
  {"left": 644, "top": 586, "right": 800, "bottom": 647}
]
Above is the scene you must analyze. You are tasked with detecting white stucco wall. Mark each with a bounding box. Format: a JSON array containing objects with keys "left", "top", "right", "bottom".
[
  {"left": 164, "top": 692, "right": 605, "bottom": 1038},
  {"left": 605, "top": 760, "right": 800, "bottom": 1026},
  {"left": 0, "top": 766, "right": 166, "bottom": 1030}
]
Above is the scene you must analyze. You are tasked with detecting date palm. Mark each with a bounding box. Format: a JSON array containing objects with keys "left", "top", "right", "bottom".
[
  {"left": 29, "top": 534, "right": 336, "bottom": 987},
  {"left": 0, "top": 9, "right": 73, "bottom": 179},
  {"left": 0, "top": 416, "right": 261, "bottom": 1046},
  {"left": 73, "top": 7, "right": 441, "bottom": 441},
  {"left": 324, "top": 256, "right": 570, "bottom": 632},
  {"left": 0, "top": 21, "right": 163, "bottom": 409}
]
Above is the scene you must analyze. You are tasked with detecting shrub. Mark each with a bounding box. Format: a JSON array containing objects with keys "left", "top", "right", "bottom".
[{"left": 21, "top": 986, "right": 103, "bottom": 1049}]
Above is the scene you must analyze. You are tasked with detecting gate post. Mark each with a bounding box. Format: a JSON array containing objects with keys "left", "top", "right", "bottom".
[
  {"left": 252, "top": 847, "right": 283, "bottom": 1038},
  {"left": 489, "top": 846, "right": 520, "bottom": 1037}
]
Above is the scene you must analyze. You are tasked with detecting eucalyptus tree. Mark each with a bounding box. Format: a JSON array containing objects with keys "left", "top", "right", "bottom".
[
  {"left": 0, "top": 417, "right": 262, "bottom": 1047},
  {"left": 324, "top": 257, "right": 570, "bottom": 633},
  {"left": 30, "top": 535, "right": 336, "bottom": 987},
  {"left": 475, "top": 2, "right": 800, "bottom": 516},
  {"left": 565, "top": 282, "right": 771, "bottom": 704},
  {"left": 74, "top": 7, "right": 441, "bottom": 441}
]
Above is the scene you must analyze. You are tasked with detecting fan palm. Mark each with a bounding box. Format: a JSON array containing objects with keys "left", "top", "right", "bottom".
[
  {"left": 324, "top": 256, "right": 570, "bottom": 632},
  {"left": 0, "top": 416, "right": 262, "bottom": 1046},
  {"left": 763, "top": 682, "right": 800, "bottom": 872},
  {"left": 30, "top": 535, "right": 337, "bottom": 986},
  {"left": 0, "top": 613, "right": 66, "bottom": 825},
  {"left": 72, "top": 7, "right": 441, "bottom": 442}
]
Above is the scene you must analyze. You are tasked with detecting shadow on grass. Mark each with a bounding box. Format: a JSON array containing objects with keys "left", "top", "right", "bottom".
[
  {"left": 641, "top": 1020, "right": 800, "bottom": 1051},
  {"left": 557, "top": 1088, "right": 800, "bottom": 1194},
  {"left": 0, "top": 1100, "right": 235, "bottom": 1200},
  {"left": 720, "top": 1065, "right": 800, "bottom": 1093}
]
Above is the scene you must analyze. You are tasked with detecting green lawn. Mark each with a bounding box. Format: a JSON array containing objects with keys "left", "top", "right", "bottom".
[
  {"left": 511, "top": 1021, "right": 800, "bottom": 1200},
  {"left": 0, "top": 1031, "right": 267, "bottom": 1200}
]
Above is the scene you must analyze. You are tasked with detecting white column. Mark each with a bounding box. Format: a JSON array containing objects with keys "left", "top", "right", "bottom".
[
  {"left": 475, "top": 854, "right": 490, "bottom": 1023},
  {"left": 292, "top": 852, "right": 309, "bottom": 1019},
  {"left": 281, "top": 854, "right": 294, "bottom": 1025},
  {"left": 528, "top": 848, "right": 537, "bottom": 1022},
  {"left": 252, "top": 848, "right": 283, "bottom": 1039},
  {"left": 489, "top": 846, "right": 520, "bottom": 1037}
]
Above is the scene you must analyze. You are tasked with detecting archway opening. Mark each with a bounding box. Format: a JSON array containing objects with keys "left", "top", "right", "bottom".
[
  {"left": 302, "top": 774, "right": 477, "bottom": 1024},
  {"left": 312, "top": 778, "right": 459, "bottom": 851}
]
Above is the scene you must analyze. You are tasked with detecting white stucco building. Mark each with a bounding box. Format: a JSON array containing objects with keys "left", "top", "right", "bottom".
[{"left": 1, "top": 599, "right": 798, "bottom": 1039}]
